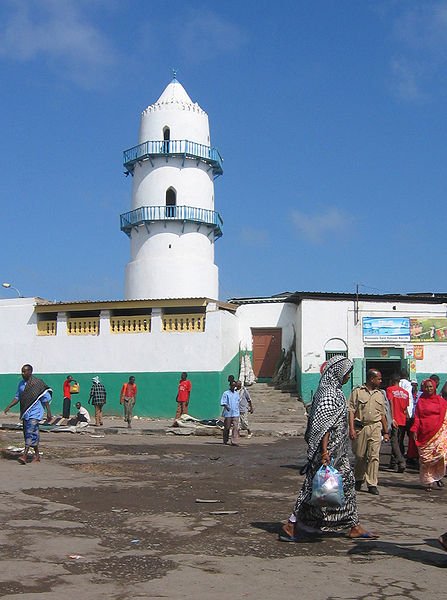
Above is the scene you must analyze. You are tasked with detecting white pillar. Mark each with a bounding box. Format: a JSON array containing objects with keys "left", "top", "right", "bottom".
[
  {"left": 57, "top": 312, "right": 68, "bottom": 336},
  {"left": 100, "top": 310, "right": 111, "bottom": 336}
]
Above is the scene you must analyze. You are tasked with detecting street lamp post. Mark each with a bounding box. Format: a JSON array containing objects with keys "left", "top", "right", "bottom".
[{"left": 2, "top": 283, "right": 23, "bottom": 297}]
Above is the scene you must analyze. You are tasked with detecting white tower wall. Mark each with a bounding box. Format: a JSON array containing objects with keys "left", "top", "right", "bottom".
[
  {"left": 131, "top": 162, "right": 214, "bottom": 211},
  {"left": 139, "top": 106, "right": 210, "bottom": 146},
  {"left": 123, "top": 78, "right": 222, "bottom": 301},
  {"left": 124, "top": 248, "right": 218, "bottom": 299},
  {"left": 130, "top": 226, "right": 215, "bottom": 262}
]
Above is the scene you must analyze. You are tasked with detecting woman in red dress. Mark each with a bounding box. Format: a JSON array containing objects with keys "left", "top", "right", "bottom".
[{"left": 410, "top": 379, "right": 447, "bottom": 491}]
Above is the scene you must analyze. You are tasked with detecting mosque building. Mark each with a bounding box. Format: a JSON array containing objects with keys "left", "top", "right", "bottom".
[{"left": 1, "top": 78, "right": 447, "bottom": 416}]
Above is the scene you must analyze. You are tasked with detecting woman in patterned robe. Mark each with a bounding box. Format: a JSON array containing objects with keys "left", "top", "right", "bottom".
[
  {"left": 410, "top": 378, "right": 447, "bottom": 491},
  {"left": 280, "top": 355, "right": 378, "bottom": 541}
]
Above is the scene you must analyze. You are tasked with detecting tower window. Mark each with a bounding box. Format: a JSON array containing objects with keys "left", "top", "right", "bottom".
[
  {"left": 162, "top": 127, "right": 170, "bottom": 153},
  {"left": 166, "top": 187, "right": 176, "bottom": 218}
]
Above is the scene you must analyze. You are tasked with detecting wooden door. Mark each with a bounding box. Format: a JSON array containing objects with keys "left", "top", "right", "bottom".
[{"left": 252, "top": 328, "right": 282, "bottom": 378}]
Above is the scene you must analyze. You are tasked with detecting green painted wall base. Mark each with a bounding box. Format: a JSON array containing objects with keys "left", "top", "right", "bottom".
[
  {"left": 300, "top": 372, "right": 354, "bottom": 406},
  {"left": 300, "top": 373, "right": 322, "bottom": 406},
  {"left": 0, "top": 354, "right": 241, "bottom": 420}
]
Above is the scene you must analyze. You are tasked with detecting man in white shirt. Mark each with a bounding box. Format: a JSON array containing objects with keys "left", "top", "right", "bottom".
[
  {"left": 399, "top": 369, "right": 415, "bottom": 463},
  {"left": 68, "top": 402, "right": 91, "bottom": 427},
  {"left": 399, "top": 369, "right": 413, "bottom": 418}
]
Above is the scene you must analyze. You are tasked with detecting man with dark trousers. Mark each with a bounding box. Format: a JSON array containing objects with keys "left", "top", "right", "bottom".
[{"left": 62, "top": 375, "right": 74, "bottom": 419}]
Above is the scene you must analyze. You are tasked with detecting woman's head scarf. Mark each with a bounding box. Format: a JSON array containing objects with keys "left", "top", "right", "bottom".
[
  {"left": 319, "top": 356, "right": 353, "bottom": 388},
  {"left": 305, "top": 355, "right": 353, "bottom": 461},
  {"left": 421, "top": 378, "right": 437, "bottom": 397}
]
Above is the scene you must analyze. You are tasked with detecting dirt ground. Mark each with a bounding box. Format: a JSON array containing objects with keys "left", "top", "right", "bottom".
[{"left": 0, "top": 429, "right": 446, "bottom": 599}]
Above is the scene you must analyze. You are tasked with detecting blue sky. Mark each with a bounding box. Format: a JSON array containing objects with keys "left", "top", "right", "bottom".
[{"left": 1, "top": 0, "right": 446, "bottom": 301}]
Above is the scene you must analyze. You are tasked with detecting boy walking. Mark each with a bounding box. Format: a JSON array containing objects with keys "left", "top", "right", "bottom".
[{"left": 221, "top": 380, "right": 240, "bottom": 446}]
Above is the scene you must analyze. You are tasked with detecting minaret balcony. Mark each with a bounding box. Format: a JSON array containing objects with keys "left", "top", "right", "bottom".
[
  {"left": 120, "top": 205, "right": 223, "bottom": 239},
  {"left": 123, "top": 139, "right": 223, "bottom": 177}
]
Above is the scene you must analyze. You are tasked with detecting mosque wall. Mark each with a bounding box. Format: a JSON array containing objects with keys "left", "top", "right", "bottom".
[
  {"left": 4, "top": 295, "right": 447, "bottom": 418},
  {"left": 0, "top": 298, "right": 240, "bottom": 419}
]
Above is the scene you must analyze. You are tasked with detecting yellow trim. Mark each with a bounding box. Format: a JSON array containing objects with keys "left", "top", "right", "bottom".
[
  {"left": 110, "top": 315, "right": 151, "bottom": 334},
  {"left": 37, "top": 320, "right": 57, "bottom": 336},
  {"left": 162, "top": 313, "right": 205, "bottom": 332},
  {"left": 67, "top": 317, "right": 99, "bottom": 336}
]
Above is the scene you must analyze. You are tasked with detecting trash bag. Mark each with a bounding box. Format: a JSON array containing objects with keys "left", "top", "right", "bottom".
[{"left": 310, "top": 464, "right": 344, "bottom": 507}]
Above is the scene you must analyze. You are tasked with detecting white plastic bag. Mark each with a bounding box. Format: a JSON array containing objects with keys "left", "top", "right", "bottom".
[{"left": 310, "top": 464, "right": 344, "bottom": 507}]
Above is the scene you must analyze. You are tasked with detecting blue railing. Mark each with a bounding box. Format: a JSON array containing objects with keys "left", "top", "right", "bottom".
[
  {"left": 123, "top": 139, "right": 223, "bottom": 176},
  {"left": 120, "top": 205, "right": 223, "bottom": 239}
]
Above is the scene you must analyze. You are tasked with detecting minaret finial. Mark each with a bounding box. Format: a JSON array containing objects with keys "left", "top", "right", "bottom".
[{"left": 172, "top": 68, "right": 177, "bottom": 81}]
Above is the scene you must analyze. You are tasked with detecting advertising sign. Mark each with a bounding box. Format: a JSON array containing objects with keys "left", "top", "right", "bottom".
[
  {"left": 413, "top": 345, "right": 424, "bottom": 360},
  {"left": 410, "top": 318, "right": 447, "bottom": 343},
  {"left": 406, "top": 345, "right": 414, "bottom": 358},
  {"left": 363, "top": 317, "right": 410, "bottom": 342}
]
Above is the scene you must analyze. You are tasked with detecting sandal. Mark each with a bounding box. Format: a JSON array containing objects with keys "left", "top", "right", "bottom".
[
  {"left": 425, "top": 486, "right": 433, "bottom": 492},
  {"left": 436, "top": 480, "right": 444, "bottom": 488},
  {"left": 347, "top": 530, "right": 379, "bottom": 539},
  {"left": 18, "top": 455, "right": 27, "bottom": 465},
  {"left": 347, "top": 532, "right": 379, "bottom": 539},
  {"left": 278, "top": 524, "right": 299, "bottom": 543}
]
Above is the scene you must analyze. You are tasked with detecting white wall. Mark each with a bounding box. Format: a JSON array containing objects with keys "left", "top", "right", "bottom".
[
  {"left": 300, "top": 298, "right": 447, "bottom": 376},
  {"left": 294, "top": 302, "right": 302, "bottom": 368},
  {"left": 129, "top": 226, "right": 215, "bottom": 263},
  {"left": 131, "top": 162, "right": 214, "bottom": 211},
  {"left": 139, "top": 102, "right": 210, "bottom": 146},
  {"left": 8, "top": 296, "right": 446, "bottom": 381},
  {"left": 0, "top": 299, "right": 239, "bottom": 375},
  {"left": 0, "top": 298, "right": 38, "bottom": 373},
  {"left": 124, "top": 248, "right": 218, "bottom": 300},
  {"left": 207, "top": 303, "right": 241, "bottom": 368},
  {"left": 301, "top": 300, "right": 349, "bottom": 374},
  {"left": 236, "top": 302, "right": 297, "bottom": 351}
]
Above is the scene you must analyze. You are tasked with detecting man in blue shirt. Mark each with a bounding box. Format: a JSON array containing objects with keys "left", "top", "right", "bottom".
[
  {"left": 4, "top": 364, "right": 52, "bottom": 464},
  {"left": 220, "top": 379, "right": 240, "bottom": 446}
]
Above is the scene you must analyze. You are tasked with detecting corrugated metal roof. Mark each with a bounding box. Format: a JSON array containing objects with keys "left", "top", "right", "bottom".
[{"left": 228, "top": 291, "right": 447, "bottom": 305}]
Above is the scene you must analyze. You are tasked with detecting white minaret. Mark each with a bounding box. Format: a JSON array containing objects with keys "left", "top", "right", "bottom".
[{"left": 121, "top": 76, "right": 223, "bottom": 300}]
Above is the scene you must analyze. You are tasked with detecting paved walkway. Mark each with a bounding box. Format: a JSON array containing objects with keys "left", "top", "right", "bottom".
[
  {"left": 1, "top": 383, "right": 308, "bottom": 438},
  {"left": 0, "top": 426, "right": 446, "bottom": 599}
]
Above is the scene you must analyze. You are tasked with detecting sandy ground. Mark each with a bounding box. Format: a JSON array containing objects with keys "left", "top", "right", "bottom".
[{"left": 0, "top": 427, "right": 446, "bottom": 600}]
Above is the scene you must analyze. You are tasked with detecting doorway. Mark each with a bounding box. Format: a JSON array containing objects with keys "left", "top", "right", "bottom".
[
  {"left": 162, "top": 126, "right": 170, "bottom": 153},
  {"left": 364, "top": 347, "right": 406, "bottom": 389},
  {"left": 365, "top": 360, "right": 402, "bottom": 389},
  {"left": 252, "top": 328, "right": 282, "bottom": 379},
  {"left": 166, "top": 188, "right": 176, "bottom": 218}
]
